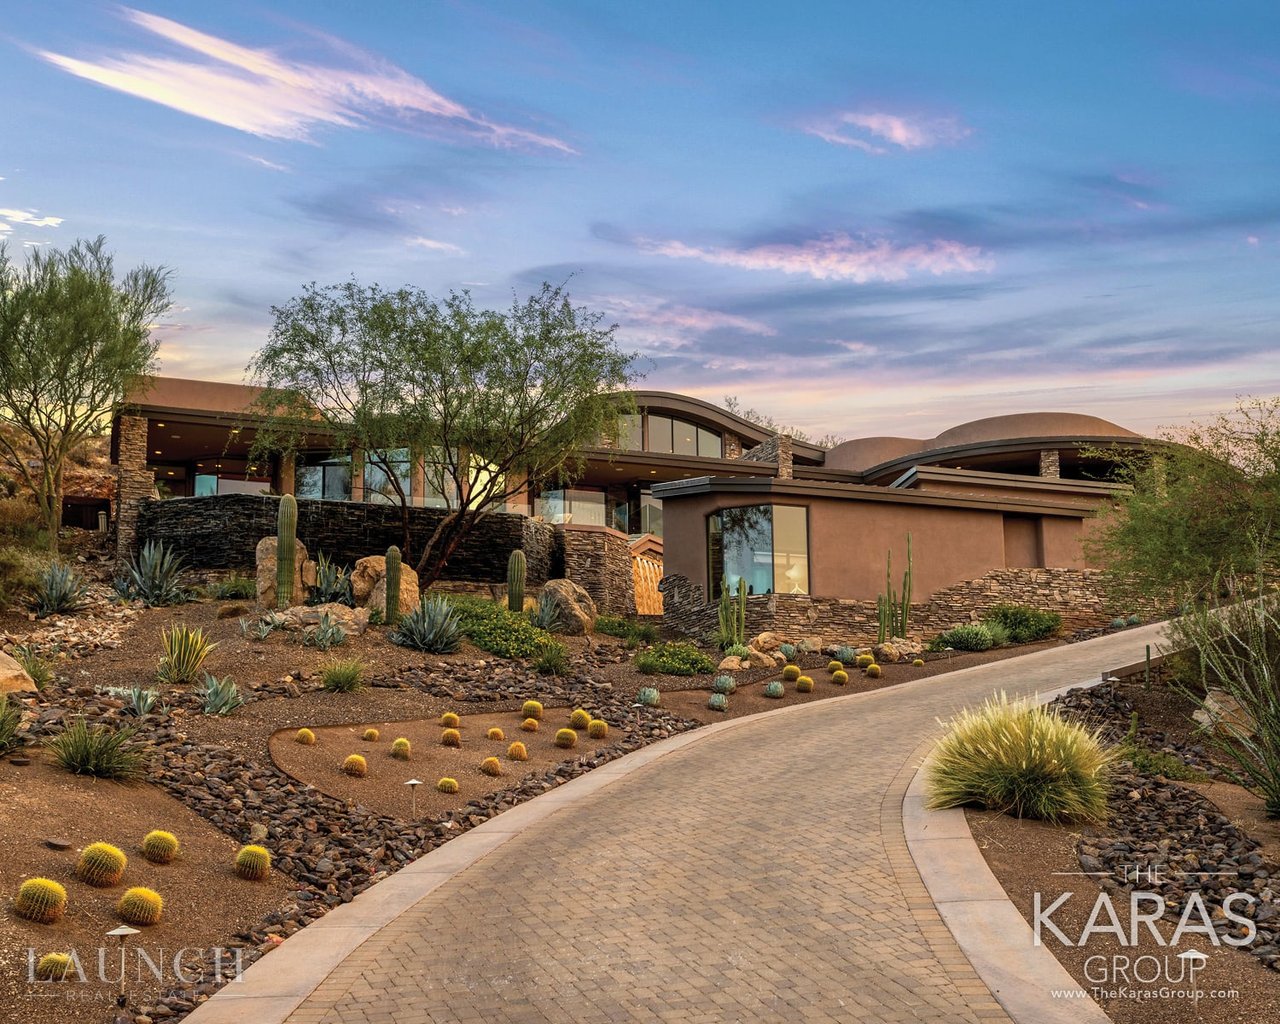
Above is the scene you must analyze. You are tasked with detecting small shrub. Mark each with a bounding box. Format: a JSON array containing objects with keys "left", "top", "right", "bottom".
[
  {"left": 569, "top": 708, "right": 591, "bottom": 730},
  {"left": 637, "top": 686, "right": 660, "bottom": 708},
  {"left": 855, "top": 653, "right": 875, "bottom": 668},
  {"left": 796, "top": 676, "right": 814, "bottom": 693},
  {"left": 157, "top": 625, "right": 217, "bottom": 685},
  {"left": 141, "top": 830, "right": 179, "bottom": 865},
  {"left": 707, "top": 693, "right": 728, "bottom": 712},
  {"left": 554, "top": 728, "right": 577, "bottom": 749},
  {"left": 929, "top": 625, "right": 994, "bottom": 653},
  {"left": 834, "top": 645, "right": 856, "bottom": 665},
  {"left": 866, "top": 664, "right": 882, "bottom": 679},
  {"left": 507, "top": 741, "right": 528, "bottom": 761},
  {"left": 50, "top": 719, "right": 146, "bottom": 780},
  {"left": 1110, "top": 617, "right": 1128, "bottom": 629},
  {"left": 303, "top": 612, "right": 347, "bottom": 651},
  {"left": 235, "top": 845, "right": 272, "bottom": 881},
  {"left": 118, "top": 887, "right": 163, "bottom": 926},
  {"left": 295, "top": 728, "right": 316, "bottom": 745},
  {"left": 827, "top": 660, "right": 843, "bottom": 673},
  {"left": 912, "top": 658, "right": 925, "bottom": 667},
  {"left": 15, "top": 878, "right": 67, "bottom": 923},
  {"left": 723, "top": 643, "right": 751, "bottom": 659},
  {"left": 210, "top": 575, "right": 256, "bottom": 600},
  {"left": 588, "top": 718, "right": 608, "bottom": 739},
  {"left": 449, "top": 595, "right": 556, "bottom": 659},
  {"left": 391, "top": 597, "right": 462, "bottom": 653},
  {"left": 1120, "top": 713, "right": 1206, "bottom": 782},
  {"left": 986, "top": 604, "right": 1063, "bottom": 643},
  {"left": 763, "top": 680, "right": 784, "bottom": 699},
  {"left": 77, "top": 842, "right": 127, "bottom": 887},
  {"left": 778, "top": 643, "right": 797, "bottom": 662},
  {"left": 1126, "top": 613, "right": 1142, "bottom": 626},
  {"left": 321, "top": 659, "right": 364, "bottom": 693},
  {"left": 711, "top": 675, "right": 736, "bottom": 695},
  {"left": 13, "top": 643, "right": 53, "bottom": 690},
  {"left": 927, "top": 692, "right": 1114, "bottom": 823},
  {"left": 441, "top": 728, "right": 461, "bottom": 747},
  {"left": 390, "top": 737, "right": 411, "bottom": 760},
  {"left": 480, "top": 756, "right": 502, "bottom": 777},
  {"left": 341, "top": 754, "right": 367, "bottom": 777},
  {"left": 634, "top": 641, "right": 715, "bottom": 676},
  {"left": 534, "top": 641, "right": 569, "bottom": 676},
  {"left": 32, "top": 562, "right": 88, "bottom": 617},
  {"left": 436, "top": 777, "right": 459, "bottom": 794},
  {"left": 0, "top": 696, "right": 19, "bottom": 754},
  {"left": 440, "top": 711, "right": 461, "bottom": 728},
  {"left": 117, "top": 540, "right": 188, "bottom": 606},
  {"left": 522, "top": 700, "right": 543, "bottom": 720},
  {"left": 486, "top": 727, "right": 505, "bottom": 741},
  {"left": 980, "top": 619, "right": 1011, "bottom": 647},
  {"left": 196, "top": 674, "right": 245, "bottom": 716},
  {"left": 520, "top": 717, "right": 539, "bottom": 732},
  {"left": 782, "top": 665, "right": 801, "bottom": 682},
  {"left": 595, "top": 615, "right": 658, "bottom": 644},
  {"left": 832, "top": 669, "right": 849, "bottom": 685},
  {"left": 362, "top": 728, "right": 380, "bottom": 742},
  {"left": 35, "top": 953, "right": 74, "bottom": 981}
]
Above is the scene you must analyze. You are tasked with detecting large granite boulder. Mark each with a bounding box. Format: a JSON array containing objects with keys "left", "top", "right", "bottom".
[
  {"left": 277, "top": 603, "right": 371, "bottom": 637},
  {"left": 350, "top": 555, "right": 419, "bottom": 616},
  {"left": 1192, "top": 689, "right": 1256, "bottom": 740},
  {"left": 255, "top": 536, "right": 309, "bottom": 610},
  {"left": 0, "top": 651, "right": 35, "bottom": 694},
  {"left": 350, "top": 556, "right": 386, "bottom": 605},
  {"left": 539, "top": 579, "right": 597, "bottom": 636},
  {"left": 369, "top": 568, "right": 420, "bottom": 620}
]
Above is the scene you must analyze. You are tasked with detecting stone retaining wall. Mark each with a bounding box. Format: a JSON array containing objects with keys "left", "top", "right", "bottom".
[
  {"left": 659, "top": 567, "right": 1110, "bottom": 644},
  {"left": 561, "top": 525, "right": 636, "bottom": 616}
]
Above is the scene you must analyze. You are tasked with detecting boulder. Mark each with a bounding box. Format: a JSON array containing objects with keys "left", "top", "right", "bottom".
[
  {"left": 873, "top": 642, "right": 902, "bottom": 664},
  {"left": 255, "top": 537, "right": 309, "bottom": 610},
  {"left": 277, "top": 603, "right": 371, "bottom": 637},
  {"left": 753, "top": 631, "right": 784, "bottom": 652},
  {"left": 1192, "top": 689, "right": 1256, "bottom": 740},
  {"left": 797, "top": 636, "right": 824, "bottom": 653},
  {"left": 539, "top": 579, "right": 597, "bottom": 635},
  {"left": 350, "top": 556, "right": 386, "bottom": 605},
  {"left": 0, "top": 651, "right": 35, "bottom": 694},
  {"left": 746, "top": 647, "right": 779, "bottom": 668},
  {"left": 717, "top": 655, "right": 744, "bottom": 672},
  {"left": 368, "top": 565, "right": 421, "bottom": 620}
]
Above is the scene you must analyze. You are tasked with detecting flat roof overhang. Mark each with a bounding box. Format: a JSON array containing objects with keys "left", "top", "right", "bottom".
[
  {"left": 577, "top": 449, "right": 780, "bottom": 487},
  {"left": 859, "top": 435, "right": 1159, "bottom": 485}
]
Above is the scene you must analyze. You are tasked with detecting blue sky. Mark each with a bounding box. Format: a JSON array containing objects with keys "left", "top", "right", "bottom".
[{"left": 2, "top": 1, "right": 1278, "bottom": 440}]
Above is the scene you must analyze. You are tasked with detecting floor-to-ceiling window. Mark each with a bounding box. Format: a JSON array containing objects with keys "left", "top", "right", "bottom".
[
  {"left": 707, "top": 505, "right": 809, "bottom": 598},
  {"left": 296, "top": 455, "right": 353, "bottom": 501}
]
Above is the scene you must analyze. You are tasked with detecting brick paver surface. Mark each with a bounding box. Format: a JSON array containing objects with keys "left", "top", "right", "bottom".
[{"left": 287, "top": 626, "right": 1164, "bottom": 1023}]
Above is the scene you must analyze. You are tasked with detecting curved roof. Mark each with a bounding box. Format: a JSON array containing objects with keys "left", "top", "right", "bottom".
[{"left": 629, "top": 390, "right": 829, "bottom": 462}]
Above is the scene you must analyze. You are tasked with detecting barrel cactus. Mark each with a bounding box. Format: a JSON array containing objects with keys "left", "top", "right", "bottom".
[
  {"left": 856, "top": 653, "right": 875, "bottom": 668},
  {"left": 711, "top": 675, "right": 736, "bottom": 695},
  {"left": 520, "top": 717, "right": 539, "bottom": 732},
  {"left": 441, "top": 728, "right": 461, "bottom": 748},
  {"left": 637, "top": 687, "right": 660, "bottom": 708},
  {"left": 235, "top": 844, "right": 272, "bottom": 881},
  {"left": 587, "top": 719, "right": 609, "bottom": 739},
  {"left": 141, "top": 830, "right": 179, "bottom": 865},
  {"left": 569, "top": 708, "right": 591, "bottom": 729},
  {"left": 827, "top": 660, "right": 843, "bottom": 673},
  {"left": 118, "top": 887, "right": 163, "bottom": 926},
  {"left": 763, "top": 680, "right": 784, "bottom": 699},
  {"left": 295, "top": 727, "right": 316, "bottom": 745},
  {"left": 707, "top": 693, "right": 728, "bottom": 712},
  {"left": 554, "top": 728, "right": 578, "bottom": 749},
  {"left": 796, "top": 676, "right": 815, "bottom": 693},
  {"left": 77, "top": 842, "right": 127, "bottom": 887},
  {"left": 35, "top": 952, "right": 74, "bottom": 981},
  {"left": 912, "top": 658, "right": 925, "bottom": 667},
  {"left": 275, "top": 494, "right": 297, "bottom": 610},
  {"left": 390, "top": 737, "right": 411, "bottom": 760},
  {"left": 832, "top": 669, "right": 849, "bottom": 685},
  {"left": 866, "top": 664, "right": 882, "bottom": 679},
  {"left": 384, "top": 545, "right": 402, "bottom": 624},
  {"left": 507, "top": 550, "right": 526, "bottom": 613},
  {"left": 362, "top": 728, "right": 380, "bottom": 742},
  {"left": 507, "top": 741, "right": 528, "bottom": 761},
  {"left": 781, "top": 664, "right": 800, "bottom": 682},
  {"left": 480, "top": 756, "right": 503, "bottom": 777},
  {"left": 14, "top": 878, "right": 67, "bottom": 923},
  {"left": 342, "top": 753, "right": 368, "bottom": 776},
  {"left": 487, "top": 727, "right": 504, "bottom": 741},
  {"left": 436, "top": 777, "right": 459, "bottom": 794},
  {"left": 521, "top": 700, "right": 543, "bottom": 721},
  {"left": 440, "top": 711, "right": 460, "bottom": 728}
]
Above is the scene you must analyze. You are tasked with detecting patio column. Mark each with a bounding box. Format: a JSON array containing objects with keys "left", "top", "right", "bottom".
[
  {"left": 277, "top": 454, "right": 296, "bottom": 496},
  {"left": 114, "top": 415, "right": 154, "bottom": 566},
  {"left": 410, "top": 449, "right": 426, "bottom": 508},
  {"left": 350, "top": 448, "right": 364, "bottom": 502}
]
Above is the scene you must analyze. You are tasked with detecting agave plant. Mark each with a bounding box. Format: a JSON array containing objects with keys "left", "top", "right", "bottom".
[
  {"left": 32, "top": 562, "right": 89, "bottom": 617},
  {"left": 309, "top": 552, "right": 354, "bottom": 606},
  {"left": 528, "top": 591, "right": 560, "bottom": 631},
  {"left": 390, "top": 596, "right": 461, "bottom": 653},
  {"left": 196, "top": 674, "right": 245, "bottom": 716},
  {"left": 118, "top": 541, "right": 188, "bottom": 607},
  {"left": 157, "top": 624, "right": 217, "bottom": 684},
  {"left": 11, "top": 643, "right": 53, "bottom": 690},
  {"left": 302, "top": 612, "right": 347, "bottom": 650}
]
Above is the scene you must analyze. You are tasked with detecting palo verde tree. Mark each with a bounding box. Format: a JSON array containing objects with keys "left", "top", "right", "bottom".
[
  {"left": 249, "top": 280, "right": 637, "bottom": 586},
  {"left": 0, "top": 236, "right": 172, "bottom": 551}
]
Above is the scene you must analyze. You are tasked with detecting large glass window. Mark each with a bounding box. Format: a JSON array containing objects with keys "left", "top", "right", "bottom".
[
  {"left": 364, "top": 449, "right": 411, "bottom": 505},
  {"left": 697, "top": 426, "right": 722, "bottom": 458},
  {"left": 672, "top": 419, "right": 697, "bottom": 455},
  {"left": 297, "top": 456, "right": 352, "bottom": 501},
  {"left": 708, "top": 505, "right": 809, "bottom": 597},
  {"left": 619, "top": 413, "right": 643, "bottom": 451},
  {"left": 534, "top": 488, "right": 606, "bottom": 525},
  {"left": 648, "top": 415, "right": 673, "bottom": 454},
  {"left": 640, "top": 491, "right": 663, "bottom": 536}
]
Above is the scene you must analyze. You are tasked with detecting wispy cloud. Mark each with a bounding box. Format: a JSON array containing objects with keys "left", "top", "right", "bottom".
[
  {"left": 636, "top": 233, "right": 993, "bottom": 283},
  {"left": 0, "top": 207, "right": 63, "bottom": 230},
  {"left": 405, "top": 236, "right": 464, "bottom": 254},
  {"left": 597, "top": 296, "right": 776, "bottom": 350},
  {"left": 802, "top": 111, "right": 970, "bottom": 154},
  {"left": 241, "top": 154, "right": 290, "bottom": 172},
  {"left": 37, "top": 8, "right": 574, "bottom": 152}
]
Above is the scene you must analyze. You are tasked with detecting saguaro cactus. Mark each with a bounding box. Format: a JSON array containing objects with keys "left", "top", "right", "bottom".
[
  {"left": 385, "top": 545, "right": 402, "bottom": 624},
  {"left": 507, "top": 549, "right": 526, "bottom": 612},
  {"left": 276, "top": 494, "right": 297, "bottom": 610}
]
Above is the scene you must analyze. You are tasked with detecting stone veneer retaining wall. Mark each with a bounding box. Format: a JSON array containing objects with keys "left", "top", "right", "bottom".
[
  {"left": 114, "top": 415, "right": 154, "bottom": 565},
  {"left": 561, "top": 525, "right": 636, "bottom": 616},
  {"left": 659, "top": 567, "right": 1110, "bottom": 644}
]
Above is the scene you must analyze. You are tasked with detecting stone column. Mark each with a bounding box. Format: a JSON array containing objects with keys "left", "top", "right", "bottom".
[
  {"left": 276, "top": 454, "right": 296, "bottom": 496},
  {"left": 723, "top": 432, "right": 742, "bottom": 460},
  {"left": 409, "top": 450, "right": 426, "bottom": 508},
  {"left": 1038, "top": 449, "right": 1060, "bottom": 478},
  {"left": 114, "top": 415, "right": 154, "bottom": 565},
  {"left": 777, "top": 435, "right": 794, "bottom": 480},
  {"left": 349, "top": 448, "right": 364, "bottom": 502}
]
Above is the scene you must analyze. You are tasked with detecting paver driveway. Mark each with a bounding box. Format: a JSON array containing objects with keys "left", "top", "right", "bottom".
[{"left": 222, "top": 625, "right": 1167, "bottom": 1024}]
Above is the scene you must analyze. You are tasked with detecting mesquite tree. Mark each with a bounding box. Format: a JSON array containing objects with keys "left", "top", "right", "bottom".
[{"left": 0, "top": 237, "right": 171, "bottom": 551}]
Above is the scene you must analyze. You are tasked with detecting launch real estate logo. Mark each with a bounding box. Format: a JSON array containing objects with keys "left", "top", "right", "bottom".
[{"left": 1036, "top": 861, "right": 1251, "bottom": 1002}]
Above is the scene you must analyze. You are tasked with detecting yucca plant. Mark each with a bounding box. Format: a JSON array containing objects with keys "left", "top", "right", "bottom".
[
  {"left": 390, "top": 596, "right": 461, "bottom": 653},
  {"left": 32, "top": 562, "right": 89, "bottom": 617},
  {"left": 118, "top": 540, "right": 188, "bottom": 606},
  {"left": 157, "top": 624, "right": 217, "bottom": 684},
  {"left": 0, "top": 696, "right": 22, "bottom": 754},
  {"left": 927, "top": 692, "right": 1114, "bottom": 823},
  {"left": 49, "top": 718, "right": 147, "bottom": 780},
  {"left": 321, "top": 659, "right": 364, "bottom": 693},
  {"left": 303, "top": 612, "right": 347, "bottom": 651},
  {"left": 196, "top": 674, "right": 245, "bottom": 716},
  {"left": 12, "top": 643, "right": 53, "bottom": 690}
]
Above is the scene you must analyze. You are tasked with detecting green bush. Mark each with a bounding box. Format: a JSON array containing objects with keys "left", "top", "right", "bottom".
[
  {"left": 49, "top": 719, "right": 147, "bottom": 780},
  {"left": 322, "top": 659, "right": 364, "bottom": 692},
  {"left": 929, "top": 624, "right": 994, "bottom": 653},
  {"left": 12, "top": 643, "right": 52, "bottom": 690},
  {"left": 985, "top": 604, "right": 1062, "bottom": 644},
  {"left": 448, "top": 595, "right": 558, "bottom": 659},
  {"left": 210, "top": 575, "right": 256, "bottom": 600},
  {"left": 534, "top": 641, "right": 569, "bottom": 676},
  {"left": 32, "top": 562, "right": 88, "bottom": 617},
  {"left": 594, "top": 615, "right": 659, "bottom": 644},
  {"left": 927, "top": 692, "right": 1113, "bottom": 823},
  {"left": 723, "top": 643, "right": 750, "bottom": 659},
  {"left": 633, "top": 641, "right": 714, "bottom": 676},
  {"left": 391, "top": 596, "right": 462, "bottom": 653},
  {"left": 979, "top": 619, "right": 1011, "bottom": 647},
  {"left": 0, "top": 697, "right": 21, "bottom": 754},
  {"left": 1119, "top": 713, "right": 1206, "bottom": 782},
  {"left": 116, "top": 540, "right": 188, "bottom": 606}
]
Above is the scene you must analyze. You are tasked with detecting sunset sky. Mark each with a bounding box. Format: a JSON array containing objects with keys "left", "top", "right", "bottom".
[{"left": 2, "top": 1, "right": 1277, "bottom": 440}]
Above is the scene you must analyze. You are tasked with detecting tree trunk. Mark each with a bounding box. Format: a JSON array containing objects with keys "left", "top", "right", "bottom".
[{"left": 42, "top": 464, "right": 61, "bottom": 553}]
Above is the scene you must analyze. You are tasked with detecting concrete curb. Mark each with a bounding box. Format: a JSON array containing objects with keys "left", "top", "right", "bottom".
[{"left": 902, "top": 675, "right": 1117, "bottom": 1024}]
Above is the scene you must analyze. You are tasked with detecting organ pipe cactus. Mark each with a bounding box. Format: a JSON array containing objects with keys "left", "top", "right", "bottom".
[
  {"left": 507, "top": 550, "right": 526, "bottom": 613},
  {"left": 877, "top": 533, "right": 912, "bottom": 644},
  {"left": 276, "top": 494, "right": 298, "bottom": 610}
]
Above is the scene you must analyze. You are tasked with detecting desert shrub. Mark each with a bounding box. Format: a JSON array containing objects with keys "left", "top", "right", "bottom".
[
  {"left": 1119, "top": 713, "right": 1206, "bottom": 782},
  {"left": 210, "top": 575, "right": 256, "bottom": 600},
  {"left": 707, "top": 693, "right": 728, "bottom": 712},
  {"left": 441, "top": 728, "right": 461, "bottom": 747},
  {"left": 448, "top": 595, "right": 557, "bottom": 659},
  {"left": 763, "top": 680, "right": 784, "bottom": 699},
  {"left": 634, "top": 642, "right": 714, "bottom": 676},
  {"left": 295, "top": 728, "right": 316, "bottom": 745},
  {"left": 50, "top": 718, "right": 146, "bottom": 780},
  {"left": 1111, "top": 617, "right": 1128, "bottom": 629},
  {"left": 507, "top": 741, "right": 528, "bottom": 761},
  {"left": 832, "top": 669, "right": 848, "bottom": 685},
  {"left": 521, "top": 700, "right": 543, "bottom": 720},
  {"left": 866, "top": 664, "right": 882, "bottom": 678},
  {"left": 534, "top": 641, "right": 569, "bottom": 676},
  {"left": 341, "top": 754, "right": 367, "bottom": 777},
  {"left": 486, "top": 727, "right": 504, "bottom": 741},
  {"left": 723, "top": 643, "right": 750, "bottom": 659},
  {"left": 834, "top": 645, "right": 856, "bottom": 665},
  {"left": 391, "top": 597, "right": 462, "bottom": 653},
  {"left": 568, "top": 708, "right": 591, "bottom": 729},
  {"left": 0, "top": 697, "right": 22, "bottom": 754},
  {"left": 32, "top": 562, "right": 88, "bottom": 617},
  {"left": 117, "top": 887, "right": 163, "bottom": 926},
  {"left": 778, "top": 642, "right": 797, "bottom": 662},
  {"left": 390, "top": 737, "right": 411, "bottom": 760},
  {"left": 436, "top": 777, "right": 459, "bottom": 793},
  {"left": 77, "top": 842, "right": 127, "bottom": 887},
  {"left": 711, "top": 675, "right": 736, "bottom": 695},
  {"left": 520, "top": 717, "right": 539, "bottom": 732},
  {"left": 480, "top": 756, "right": 502, "bottom": 777},
  {"left": 979, "top": 619, "right": 1010, "bottom": 647},
  {"left": 554, "top": 728, "right": 577, "bottom": 749},
  {"left": 440, "top": 711, "right": 461, "bottom": 728},
  {"left": 157, "top": 624, "right": 217, "bottom": 685},
  {"left": 12, "top": 643, "right": 53, "bottom": 689},
  {"left": 322, "top": 659, "right": 364, "bottom": 693},
  {"left": 303, "top": 612, "right": 347, "bottom": 651},
  {"left": 588, "top": 718, "right": 608, "bottom": 739},
  {"left": 35, "top": 953, "right": 74, "bottom": 981},
  {"left": 595, "top": 615, "right": 659, "bottom": 644},
  {"left": 929, "top": 624, "right": 994, "bottom": 653},
  {"left": 362, "top": 728, "right": 380, "bottom": 742},
  {"left": 235, "top": 845, "right": 272, "bottom": 881},
  {"left": 0, "top": 495, "right": 43, "bottom": 546},
  {"left": 782, "top": 665, "right": 801, "bottom": 682},
  {"left": 141, "top": 830, "right": 179, "bottom": 864},
  {"left": 1126, "top": 613, "right": 1142, "bottom": 626},
  {"left": 927, "top": 692, "right": 1113, "bottom": 823},
  {"left": 0, "top": 544, "right": 43, "bottom": 608},
  {"left": 14, "top": 878, "right": 67, "bottom": 923},
  {"left": 985, "top": 604, "right": 1062, "bottom": 644},
  {"left": 117, "top": 540, "right": 188, "bottom": 606},
  {"left": 197, "top": 674, "right": 245, "bottom": 716},
  {"left": 796, "top": 676, "right": 814, "bottom": 693},
  {"left": 309, "top": 552, "right": 353, "bottom": 606},
  {"left": 637, "top": 686, "right": 660, "bottom": 708}
]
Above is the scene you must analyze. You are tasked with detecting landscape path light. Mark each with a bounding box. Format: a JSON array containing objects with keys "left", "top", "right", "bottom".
[
  {"left": 105, "top": 925, "right": 139, "bottom": 1008},
  {"left": 405, "top": 778, "right": 422, "bottom": 817}
]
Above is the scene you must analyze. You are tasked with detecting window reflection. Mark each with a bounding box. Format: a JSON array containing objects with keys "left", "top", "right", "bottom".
[{"left": 708, "top": 505, "right": 809, "bottom": 597}]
